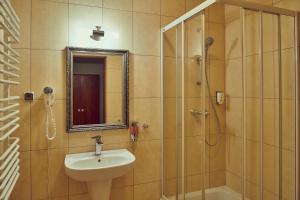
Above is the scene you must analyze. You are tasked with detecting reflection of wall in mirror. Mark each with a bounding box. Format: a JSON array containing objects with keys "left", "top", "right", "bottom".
[{"left": 105, "top": 55, "right": 123, "bottom": 124}]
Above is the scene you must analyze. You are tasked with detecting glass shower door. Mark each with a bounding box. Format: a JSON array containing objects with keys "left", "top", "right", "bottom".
[{"left": 162, "top": 20, "right": 185, "bottom": 200}]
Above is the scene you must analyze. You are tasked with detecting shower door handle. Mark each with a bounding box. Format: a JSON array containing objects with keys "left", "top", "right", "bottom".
[{"left": 190, "top": 109, "right": 209, "bottom": 117}]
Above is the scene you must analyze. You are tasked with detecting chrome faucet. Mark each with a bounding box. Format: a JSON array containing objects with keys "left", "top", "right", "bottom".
[{"left": 91, "top": 135, "right": 103, "bottom": 156}]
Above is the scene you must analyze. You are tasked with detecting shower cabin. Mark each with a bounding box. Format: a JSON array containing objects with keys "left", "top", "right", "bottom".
[{"left": 161, "top": 0, "right": 299, "bottom": 199}]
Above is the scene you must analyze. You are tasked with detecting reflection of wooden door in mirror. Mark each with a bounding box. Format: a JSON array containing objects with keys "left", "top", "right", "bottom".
[{"left": 73, "top": 74, "right": 104, "bottom": 125}]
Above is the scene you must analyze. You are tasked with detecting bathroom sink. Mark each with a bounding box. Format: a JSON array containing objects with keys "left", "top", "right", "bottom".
[
  {"left": 65, "top": 149, "right": 135, "bottom": 200},
  {"left": 65, "top": 149, "right": 135, "bottom": 181}
]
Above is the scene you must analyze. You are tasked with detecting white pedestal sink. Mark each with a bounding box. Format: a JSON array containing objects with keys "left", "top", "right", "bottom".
[{"left": 64, "top": 149, "right": 135, "bottom": 200}]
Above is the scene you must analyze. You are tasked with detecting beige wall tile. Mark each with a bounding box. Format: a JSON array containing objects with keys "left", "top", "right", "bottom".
[
  {"left": 164, "top": 138, "right": 180, "bottom": 179},
  {"left": 31, "top": 100, "right": 68, "bottom": 150},
  {"left": 282, "top": 16, "right": 295, "bottom": 49},
  {"left": 161, "top": 16, "right": 179, "bottom": 57},
  {"left": 11, "top": 0, "right": 31, "bottom": 49},
  {"left": 187, "top": 173, "right": 209, "bottom": 192},
  {"left": 31, "top": 0, "right": 68, "bottom": 50},
  {"left": 186, "top": 136, "right": 208, "bottom": 175},
  {"left": 11, "top": 49, "right": 30, "bottom": 98},
  {"left": 110, "top": 186, "right": 133, "bottom": 200},
  {"left": 133, "top": 13, "right": 160, "bottom": 56},
  {"left": 281, "top": 48, "right": 296, "bottom": 99},
  {"left": 163, "top": 57, "right": 179, "bottom": 98},
  {"left": 102, "top": 129, "right": 130, "bottom": 144},
  {"left": 208, "top": 22, "right": 225, "bottom": 61},
  {"left": 112, "top": 168, "right": 134, "bottom": 188},
  {"left": 31, "top": 50, "right": 66, "bottom": 100},
  {"left": 263, "top": 13, "right": 275, "bottom": 53},
  {"left": 226, "top": 171, "right": 242, "bottom": 193},
  {"left": 133, "top": 98, "right": 161, "bottom": 140},
  {"left": 225, "top": 5, "right": 240, "bottom": 24},
  {"left": 246, "top": 98, "right": 260, "bottom": 141},
  {"left": 133, "top": 55, "right": 160, "bottom": 97},
  {"left": 225, "top": 58, "right": 243, "bottom": 98},
  {"left": 41, "top": 0, "right": 68, "bottom": 3},
  {"left": 226, "top": 97, "right": 242, "bottom": 136},
  {"left": 245, "top": 12, "right": 260, "bottom": 56},
  {"left": 263, "top": 144, "right": 277, "bottom": 193},
  {"left": 282, "top": 99, "right": 296, "bottom": 151},
  {"left": 69, "top": 193, "right": 91, "bottom": 200},
  {"left": 209, "top": 60, "right": 225, "bottom": 95},
  {"left": 247, "top": 0, "right": 272, "bottom": 5},
  {"left": 185, "top": 0, "right": 204, "bottom": 11},
  {"left": 162, "top": 0, "right": 185, "bottom": 17},
  {"left": 103, "top": 9, "right": 133, "bottom": 51},
  {"left": 48, "top": 148, "right": 69, "bottom": 197},
  {"left": 263, "top": 52, "right": 275, "bottom": 98},
  {"left": 134, "top": 140, "right": 161, "bottom": 184},
  {"left": 225, "top": 19, "right": 241, "bottom": 59},
  {"left": 69, "top": 131, "right": 102, "bottom": 147},
  {"left": 134, "top": 181, "right": 161, "bottom": 200},
  {"left": 31, "top": 150, "right": 49, "bottom": 199},
  {"left": 103, "top": 0, "right": 132, "bottom": 11},
  {"left": 226, "top": 135, "right": 243, "bottom": 177},
  {"left": 274, "top": 0, "right": 300, "bottom": 11},
  {"left": 209, "top": 103, "right": 226, "bottom": 134},
  {"left": 263, "top": 99, "right": 275, "bottom": 146},
  {"left": 209, "top": 134, "right": 226, "bottom": 172},
  {"left": 246, "top": 55, "right": 259, "bottom": 98},
  {"left": 133, "top": 0, "right": 160, "bottom": 14},
  {"left": 163, "top": 178, "right": 177, "bottom": 196},
  {"left": 209, "top": 171, "right": 226, "bottom": 188},
  {"left": 282, "top": 149, "right": 296, "bottom": 199},
  {"left": 246, "top": 140, "right": 260, "bottom": 184},
  {"left": 69, "top": 178, "right": 88, "bottom": 196},
  {"left": 163, "top": 98, "right": 183, "bottom": 139},
  {"left": 69, "top": 0, "right": 102, "bottom": 6},
  {"left": 246, "top": 181, "right": 260, "bottom": 200},
  {"left": 208, "top": 3, "right": 225, "bottom": 23},
  {"left": 69, "top": 4, "right": 102, "bottom": 48}
]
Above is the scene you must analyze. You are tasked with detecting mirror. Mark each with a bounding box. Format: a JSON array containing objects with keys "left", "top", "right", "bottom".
[{"left": 66, "top": 47, "right": 129, "bottom": 132}]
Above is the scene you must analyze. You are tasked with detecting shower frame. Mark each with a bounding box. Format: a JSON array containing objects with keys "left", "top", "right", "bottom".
[{"left": 160, "top": 0, "right": 300, "bottom": 199}]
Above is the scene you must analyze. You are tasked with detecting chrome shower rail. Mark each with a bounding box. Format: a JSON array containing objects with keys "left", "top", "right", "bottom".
[
  {"left": 161, "top": 0, "right": 297, "bottom": 33},
  {"left": 0, "top": 0, "right": 21, "bottom": 199}
]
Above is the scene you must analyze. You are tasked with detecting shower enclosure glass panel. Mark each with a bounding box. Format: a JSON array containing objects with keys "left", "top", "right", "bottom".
[
  {"left": 161, "top": 1, "right": 299, "bottom": 200},
  {"left": 162, "top": 22, "right": 184, "bottom": 200},
  {"left": 184, "top": 12, "right": 207, "bottom": 198}
]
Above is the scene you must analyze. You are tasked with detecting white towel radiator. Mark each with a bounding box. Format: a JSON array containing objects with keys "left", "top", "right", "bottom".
[{"left": 0, "top": 0, "right": 20, "bottom": 199}]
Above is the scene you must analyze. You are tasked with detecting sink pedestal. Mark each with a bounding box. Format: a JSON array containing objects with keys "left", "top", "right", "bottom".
[
  {"left": 88, "top": 180, "right": 112, "bottom": 200},
  {"left": 65, "top": 149, "right": 135, "bottom": 200}
]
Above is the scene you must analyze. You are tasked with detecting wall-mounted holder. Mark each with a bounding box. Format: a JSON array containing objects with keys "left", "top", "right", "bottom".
[
  {"left": 24, "top": 92, "right": 34, "bottom": 101},
  {"left": 129, "top": 121, "right": 150, "bottom": 142},
  {"left": 216, "top": 91, "right": 225, "bottom": 105}
]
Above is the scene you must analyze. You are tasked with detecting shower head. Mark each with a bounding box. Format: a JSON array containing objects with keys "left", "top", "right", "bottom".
[{"left": 205, "top": 37, "right": 215, "bottom": 50}]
